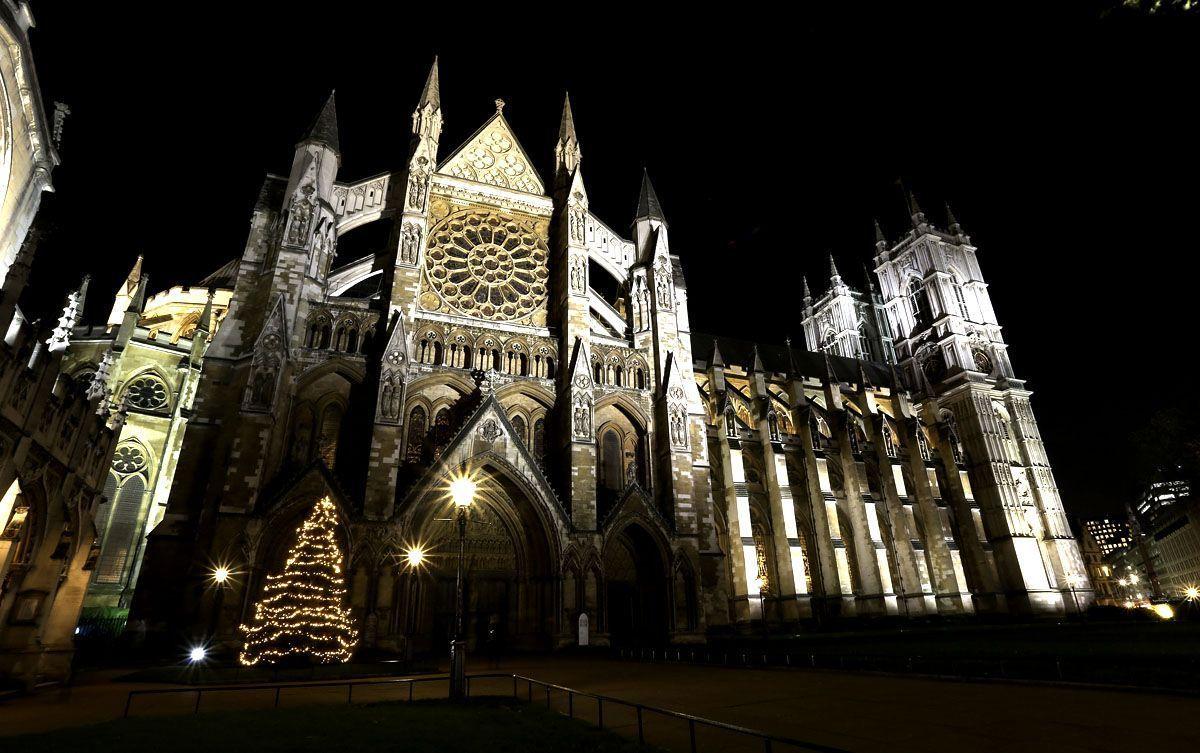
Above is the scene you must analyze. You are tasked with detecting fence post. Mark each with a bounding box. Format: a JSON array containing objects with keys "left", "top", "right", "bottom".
[
  {"left": 764, "top": 737, "right": 774, "bottom": 753},
  {"left": 546, "top": 686, "right": 551, "bottom": 709},
  {"left": 274, "top": 687, "right": 281, "bottom": 708},
  {"left": 689, "top": 719, "right": 697, "bottom": 753},
  {"left": 194, "top": 690, "right": 202, "bottom": 714},
  {"left": 123, "top": 693, "right": 134, "bottom": 718},
  {"left": 409, "top": 681, "right": 414, "bottom": 702},
  {"left": 598, "top": 698, "right": 604, "bottom": 729},
  {"left": 513, "top": 676, "right": 518, "bottom": 699},
  {"left": 637, "top": 706, "right": 644, "bottom": 744}
]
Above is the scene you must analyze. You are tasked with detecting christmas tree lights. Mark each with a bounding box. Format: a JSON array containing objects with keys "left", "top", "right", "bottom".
[{"left": 239, "top": 496, "right": 358, "bottom": 666}]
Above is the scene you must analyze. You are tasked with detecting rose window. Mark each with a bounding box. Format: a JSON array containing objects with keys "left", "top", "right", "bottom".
[
  {"left": 112, "top": 445, "right": 147, "bottom": 474},
  {"left": 425, "top": 209, "right": 549, "bottom": 321},
  {"left": 126, "top": 376, "right": 169, "bottom": 410}
]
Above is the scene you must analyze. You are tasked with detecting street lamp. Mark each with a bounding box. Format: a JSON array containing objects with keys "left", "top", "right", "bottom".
[
  {"left": 448, "top": 474, "right": 476, "bottom": 701},
  {"left": 405, "top": 546, "right": 426, "bottom": 569}
]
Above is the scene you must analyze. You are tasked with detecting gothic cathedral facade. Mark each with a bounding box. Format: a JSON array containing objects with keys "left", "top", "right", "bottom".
[{"left": 126, "top": 61, "right": 1091, "bottom": 655}]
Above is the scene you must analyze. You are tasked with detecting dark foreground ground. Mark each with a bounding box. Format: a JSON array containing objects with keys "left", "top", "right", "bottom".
[
  {"left": 3, "top": 654, "right": 1199, "bottom": 752},
  {"left": 6, "top": 697, "right": 656, "bottom": 753}
]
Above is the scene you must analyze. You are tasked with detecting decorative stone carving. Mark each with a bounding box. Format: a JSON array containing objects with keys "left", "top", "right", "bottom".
[
  {"left": 424, "top": 208, "right": 549, "bottom": 322},
  {"left": 400, "top": 222, "right": 421, "bottom": 265}
]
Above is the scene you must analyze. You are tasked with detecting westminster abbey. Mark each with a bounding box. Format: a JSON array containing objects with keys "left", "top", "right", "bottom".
[{"left": 30, "top": 59, "right": 1091, "bottom": 662}]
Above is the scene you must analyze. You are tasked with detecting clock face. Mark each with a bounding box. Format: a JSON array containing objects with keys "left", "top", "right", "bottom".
[
  {"left": 972, "top": 347, "right": 993, "bottom": 374},
  {"left": 423, "top": 208, "right": 549, "bottom": 323}
]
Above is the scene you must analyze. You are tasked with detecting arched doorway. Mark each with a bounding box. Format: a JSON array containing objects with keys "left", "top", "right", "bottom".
[
  {"left": 398, "top": 462, "right": 559, "bottom": 656},
  {"left": 603, "top": 522, "right": 668, "bottom": 647}
]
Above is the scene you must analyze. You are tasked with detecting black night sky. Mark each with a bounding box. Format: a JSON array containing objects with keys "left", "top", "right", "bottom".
[{"left": 20, "top": 4, "right": 1198, "bottom": 519}]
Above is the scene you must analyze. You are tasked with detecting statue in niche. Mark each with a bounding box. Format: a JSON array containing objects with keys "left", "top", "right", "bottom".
[
  {"left": 573, "top": 401, "right": 591, "bottom": 437},
  {"left": 286, "top": 187, "right": 315, "bottom": 245},
  {"left": 408, "top": 169, "right": 428, "bottom": 211},
  {"left": 400, "top": 223, "right": 421, "bottom": 264}
]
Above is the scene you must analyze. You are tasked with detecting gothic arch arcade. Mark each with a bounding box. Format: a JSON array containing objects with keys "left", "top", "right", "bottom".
[{"left": 396, "top": 461, "right": 560, "bottom": 655}]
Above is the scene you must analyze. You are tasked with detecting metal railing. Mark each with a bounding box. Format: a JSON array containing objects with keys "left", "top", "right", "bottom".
[
  {"left": 122, "top": 671, "right": 847, "bottom": 753},
  {"left": 614, "top": 646, "right": 1200, "bottom": 691}
]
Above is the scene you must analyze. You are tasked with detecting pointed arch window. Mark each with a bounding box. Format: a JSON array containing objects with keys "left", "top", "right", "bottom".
[
  {"left": 318, "top": 404, "right": 343, "bottom": 468},
  {"left": 952, "top": 281, "right": 970, "bottom": 320},
  {"left": 907, "top": 278, "right": 932, "bottom": 329},
  {"left": 533, "top": 418, "right": 546, "bottom": 461},
  {"left": 95, "top": 446, "right": 148, "bottom": 587},
  {"left": 511, "top": 414, "right": 527, "bottom": 446},
  {"left": 432, "top": 407, "right": 452, "bottom": 456},
  {"left": 600, "top": 429, "right": 623, "bottom": 494},
  {"left": 406, "top": 406, "right": 427, "bottom": 463}
]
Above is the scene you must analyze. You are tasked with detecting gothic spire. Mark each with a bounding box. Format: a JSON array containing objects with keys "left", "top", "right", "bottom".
[
  {"left": 634, "top": 169, "right": 665, "bottom": 224},
  {"left": 874, "top": 218, "right": 887, "bottom": 247},
  {"left": 946, "top": 202, "right": 963, "bottom": 235},
  {"left": 710, "top": 337, "right": 724, "bottom": 368},
  {"left": 898, "top": 179, "right": 926, "bottom": 228},
  {"left": 801, "top": 275, "right": 812, "bottom": 301},
  {"left": 419, "top": 56, "right": 441, "bottom": 111},
  {"left": 559, "top": 91, "right": 577, "bottom": 144},
  {"left": 751, "top": 344, "right": 765, "bottom": 374},
  {"left": 197, "top": 288, "right": 215, "bottom": 334},
  {"left": 823, "top": 349, "right": 839, "bottom": 383},
  {"left": 828, "top": 253, "right": 841, "bottom": 281},
  {"left": 858, "top": 359, "right": 872, "bottom": 388},
  {"left": 862, "top": 264, "right": 877, "bottom": 293},
  {"left": 304, "top": 91, "right": 339, "bottom": 152},
  {"left": 107, "top": 254, "right": 144, "bottom": 332},
  {"left": 555, "top": 92, "right": 582, "bottom": 177}
]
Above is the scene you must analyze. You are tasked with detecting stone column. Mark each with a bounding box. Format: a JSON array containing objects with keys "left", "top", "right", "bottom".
[
  {"left": 824, "top": 394, "right": 885, "bottom": 616},
  {"left": 864, "top": 412, "right": 926, "bottom": 616}
]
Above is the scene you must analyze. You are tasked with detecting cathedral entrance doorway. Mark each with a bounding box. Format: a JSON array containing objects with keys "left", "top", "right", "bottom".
[
  {"left": 604, "top": 523, "right": 668, "bottom": 647},
  {"left": 400, "top": 463, "right": 558, "bottom": 656}
]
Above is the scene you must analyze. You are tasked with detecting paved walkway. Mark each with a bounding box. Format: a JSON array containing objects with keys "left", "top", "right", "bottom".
[{"left": 2, "top": 657, "right": 1198, "bottom": 752}]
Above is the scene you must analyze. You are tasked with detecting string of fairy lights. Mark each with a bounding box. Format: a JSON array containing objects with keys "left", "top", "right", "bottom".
[{"left": 238, "top": 496, "right": 358, "bottom": 666}]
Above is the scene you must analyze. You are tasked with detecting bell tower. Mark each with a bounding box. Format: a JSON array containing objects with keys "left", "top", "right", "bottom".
[{"left": 873, "top": 190, "right": 1088, "bottom": 614}]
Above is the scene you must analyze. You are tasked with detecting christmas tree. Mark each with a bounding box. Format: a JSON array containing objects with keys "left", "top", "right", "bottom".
[{"left": 239, "top": 496, "right": 358, "bottom": 665}]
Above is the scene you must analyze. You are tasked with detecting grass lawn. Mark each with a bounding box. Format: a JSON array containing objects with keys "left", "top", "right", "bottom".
[{"left": 9, "top": 698, "right": 658, "bottom": 753}]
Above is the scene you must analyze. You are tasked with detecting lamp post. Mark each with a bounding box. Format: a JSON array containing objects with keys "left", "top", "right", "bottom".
[
  {"left": 1064, "top": 573, "right": 1084, "bottom": 618},
  {"left": 448, "top": 475, "right": 476, "bottom": 701}
]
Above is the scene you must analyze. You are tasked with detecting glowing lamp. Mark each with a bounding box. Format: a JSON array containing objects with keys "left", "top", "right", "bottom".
[
  {"left": 1150, "top": 603, "right": 1175, "bottom": 621},
  {"left": 406, "top": 547, "right": 426, "bottom": 568},
  {"left": 1184, "top": 586, "right": 1200, "bottom": 602},
  {"left": 189, "top": 646, "right": 207, "bottom": 663},
  {"left": 450, "top": 476, "right": 476, "bottom": 509},
  {"left": 213, "top": 566, "right": 230, "bottom": 584}
]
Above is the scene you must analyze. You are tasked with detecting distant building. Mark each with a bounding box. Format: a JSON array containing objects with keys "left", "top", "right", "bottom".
[
  {"left": 1137, "top": 477, "right": 1191, "bottom": 526},
  {"left": 1078, "top": 522, "right": 1119, "bottom": 605},
  {"left": 1105, "top": 486, "right": 1200, "bottom": 605},
  {"left": 1082, "top": 518, "right": 1131, "bottom": 557}
]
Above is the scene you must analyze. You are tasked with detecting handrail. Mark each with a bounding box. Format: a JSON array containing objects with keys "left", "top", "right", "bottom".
[{"left": 122, "top": 671, "right": 848, "bottom": 753}]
